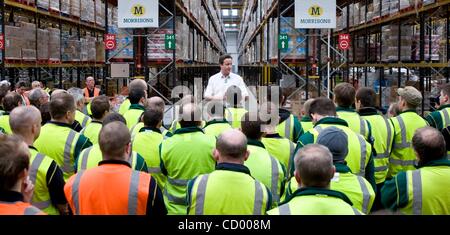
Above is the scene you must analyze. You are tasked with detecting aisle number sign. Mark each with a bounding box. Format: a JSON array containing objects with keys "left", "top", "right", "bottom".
[
  {"left": 118, "top": 0, "right": 159, "bottom": 28},
  {"left": 104, "top": 34, "right": 116, "bottom": 50},
  {"left": 338, "top": 34, "right": 350, "bottom": 50},
  {"left": 295, "top": 0, "right": 336, "bottom": 29},
  {"left": 165, "top": 34, "right": 176, "bottom": 50},
  {"left": 0, "top": 34, "right": 4, "bottom": 50},
  {"left": 279, "top": 34, "right": 289, "bottom": 50}
]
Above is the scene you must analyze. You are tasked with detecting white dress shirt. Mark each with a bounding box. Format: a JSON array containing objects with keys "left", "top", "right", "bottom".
[{"left": 204, "top": 72, "right": 249, "bottom": 99}]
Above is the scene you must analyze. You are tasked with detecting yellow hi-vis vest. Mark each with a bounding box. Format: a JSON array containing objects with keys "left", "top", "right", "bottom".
[
  {"left": 81, "top": 121, "right": 102, "bottom": 145},
  {"left": 0, "top": 114, "right": 12, "bottom": 134},
  {"left": 29, "top": 148, "right": 59, "bottom": 215},
  {"left": 225, "top": 107, "right": 247, "bottom": 129},
  {"left": 276, "top": 114, "right": 295, "bottom": 141},
  {"left": 75, "top": 110, "right": 91, "bottom": 129},
  {"left": 337, "top": 110, "right": 370, "bottom": 140},
  {"left": 118, "top": 99, "right": 131, "bottom": 115},
  {"left": 203, "top": 120, "right": 233, "bottom": 138},
  {"left": 187, "top": 169, "right": 271, "bottom": 215},
  {"left": 389, "top": 111, "right": 428, "bottom": 177},
  {"left": 123, "top": 106, "right": 145, "bottom": 130},
  {"left": 261, "top": 136, "right": 295, "bottom": 177}
]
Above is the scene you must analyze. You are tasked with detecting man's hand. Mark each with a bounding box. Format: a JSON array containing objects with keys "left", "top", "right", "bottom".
[{"left": 22, "top": 176, "right": 34, "bottom": 203}]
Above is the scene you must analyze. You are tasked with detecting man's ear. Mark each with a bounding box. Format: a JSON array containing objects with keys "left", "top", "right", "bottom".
[
  {"left": 294, "top": 170, "right": 301, "bottom": 187},
  {"left": 212, "top": 149, "right": 220, "bottom": 162},
  {"left": 243, "top": 150, "right": 250, "bottom": 162}
]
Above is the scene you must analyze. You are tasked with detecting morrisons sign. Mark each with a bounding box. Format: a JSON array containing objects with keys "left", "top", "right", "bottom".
[
  {"left": 118, "top": 0, "right": 159, "bottom": 28},
  {"left": 295, "top": 0, "right": 336, "bottom": 29}
]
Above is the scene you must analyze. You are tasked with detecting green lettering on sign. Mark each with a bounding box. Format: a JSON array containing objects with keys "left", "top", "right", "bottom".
[
  {"left": 165, "top": 34, "right": 176, "bottom": 50},
  {"left": 278, "top": 34, "right": 289, "bottom": 50}
]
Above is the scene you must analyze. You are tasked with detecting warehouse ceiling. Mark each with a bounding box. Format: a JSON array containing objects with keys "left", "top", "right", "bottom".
[{"left": 219, "top": 0, "right": 243, "bottom": 31}]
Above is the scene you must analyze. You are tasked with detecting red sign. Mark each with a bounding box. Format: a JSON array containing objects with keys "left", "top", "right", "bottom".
[
  {"left": 0, "top": 34, "right": 4, "bottom": 50},
  {"left": 338, "top": 34, "right": 350, "bottom": 50},
  {"left": 104, "top": 34, "right": 116, "bottom": 50}
]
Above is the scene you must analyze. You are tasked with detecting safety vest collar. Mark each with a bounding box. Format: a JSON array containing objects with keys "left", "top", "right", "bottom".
[
  {"left": 129, "top": 104, "right": 146, "bottom": 111},
  {"left": 247, "top": 139, "right": 266, "bottom": 149},
  {"left": 315, "top": 117, "right": 348, "bottom": 127},
  {"left": 264, "top": 133, "right": 283, "bottom": 139},
  {"left": 2, "top": 112, "right": 9, "bottom": 115},
  {"left": 139, "top": 126, "right": 162, "bottom": 134},
  {"left": 173, "top": 126, "right": 204, "bottom": 135},
  {"left": 48, "top": 121, "right": 73, "bottom": 129},
  {"left": 286, "top": 187, "right": 353, "bottom": 206},
  {"left": 204, "top": 119, "right": 229, "bottom": 128},
  {"left": 358, "top": 107, "right": 379, "bottom": 116},
  {"left": 91, "top": 120, "right": 103, "bottom": 125},
  {"left": 278, "top": 109, "right": 292, "bottom": 124},
  {"left": 216, "top": 163, "right": 251, "bottom": 176},
  {"left": 336, "top": 106, "right": 356, "bottom": 112},
  {"left": 399, "top": 109, "right": 417, "bottom": 115},
  {"left": 98, "top": 159, "right": 132, "bottom": 168},
  {"left": 0, "top": 190, "right": 24, "bottom": 203},
  {"left": 300, "top": 116, "right": 312, "bottom": 122},
  {"left": 438, "top": 104, "right": 450, "bottom": 110},
  {"left": 335, "top": 163, "right": 352, "bottom": 173},
  {"left": 29, "top": 145, "right": 38, "bottom": 152},
  {"left": 417, "top": 159, "right": 450, "bottom": 168}
]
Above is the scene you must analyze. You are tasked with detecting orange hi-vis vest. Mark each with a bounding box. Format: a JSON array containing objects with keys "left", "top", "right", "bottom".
[
  {"left": 0, "top": 201, "right": 45, "bottom": 215},
  {"left": 84, "top": 87, "right": 100, "bottom": 99},
  {"left": 64, "top": 163, "right": 151, "bottom": 215}
]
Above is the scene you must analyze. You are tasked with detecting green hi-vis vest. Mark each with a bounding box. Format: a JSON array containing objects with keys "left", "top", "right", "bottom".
[
  {"left": 118, "top": 98, "right": 131, "bottom": 115},
  {"left": 362, "top": 114, "right": 394, "bottom": 184},
  {"left": 0, "top": 114, "right": 12, "bottom": 134},
  {"left": 268, "top": 188, "right": 363, "bottom": 215},
  {"left": 261, "top": 136, "right": 295, "bottom": 178},
  {"left": 187, "top": 170, "right": 271, "bottom": 215},
  {"left": 400, "top": 165, "right": 450, "bottom": 215},
  {"left": 75, "top": 110, "right": 91, "bottom": 129},
  {"left": 160, "top": 127, "right": 216, "bottom": 215},
  {"left": 225, "top": 107, "right": 247, "bottom": 129},
  {"left": 132, "top": 127, "right": 167, "bottom": 189},
  {"left": 81, "top": 121, "right": 102, "bottom": 145},
  {"left": 244, "top": 141, "right": 285, "bottom": 204},
  {"left": 276, "top": 114, "right": 296, "bottom": 141},
  {"left": 77, "top": 144, "right": 147, "bottom": 172},
  {"left": 389, "top": 111, "right": 428, "bottom": 177},
  {"left": 203, "top": 120, "right": 232, "bottom": 138},
  {"left": 312, "top": 125, "right": 371, "bottom": 177},
  {"left": 35, "top": 123, "right": 86, "bottom": 181},
  {"left": 123, "top": 105, "right": 145, "bottom": 130},
  {"left": 29, "top": 148, "right": 59, "bottom": 215},
  {"left": 337, "top": 109, "right": 370, "bottom": 140}
]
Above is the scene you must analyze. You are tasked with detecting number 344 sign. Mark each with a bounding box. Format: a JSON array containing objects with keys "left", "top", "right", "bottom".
[{"left": 338, "top": 34, "right": 350, "bottom": 50}]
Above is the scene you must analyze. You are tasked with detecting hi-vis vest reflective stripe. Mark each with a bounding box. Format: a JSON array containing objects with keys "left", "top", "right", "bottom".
[
  {"left": 337, "top": 111, "right": 370, "bottom": 140},
  {"left": 75, "top": 110, "right": 91, "bottom": 128},
  {"left": 188, "top": 171, "right": 270, "bottom": 215},
  {"left": 439, "top": 108, "right": 450, "bottom": 129},
  {"left": 362, "top": 115, "right": 394, "bottom": 184},
  {"left": 0, "top": 115, "right": 12, "bottom": 134},
  {"left": 276, "top": 115, "right": 295, "bottom": 141},
  {"left": 77, "top": 145, "right": 140, "bottom": 171},
  {"left": 261, "top": 137, "right": 295, "bottom": 177},
  {"left": 389, "top": 113, "right": 428, "bottom": 177},
  {"left": 400, "top": 166, "right": 450, "bottom": 215},
  {"left": 313, "top": 125, "right": 371, "bottom": 176},
  {"left": 84, "top": 87, "right": 100, "bottom": 99},
  {"left": 226, "top": 107, "right": 247, "bottom": 129},
  {"left": 160, "top": 130, "right": 216, "bottom": 215},
  {"left": 29, "top": 150, "right": 59, "bottom": 215},
  {"left": 0, "top": 202, "right": 45, "bottom": 215},
  {"left": 81, "top": 122, "right": 102, "bottom": 145},
  {"left": 67, "top": 167, "right": 150, "bottom": 215},
  {"left": 268, "top": 195, "right": 362, "bottom": 215},
  {"left": 34, "top": 124, "right": 81, "bottom": 181},
  {"left": 244, "top": 145, "right": 285, "bottom": 203},
  {"left": 132, "top": 129, "right": 166, "bottom": 188},
  {"left": 124, "top": 109, "right": 144, "bottom": 130}
]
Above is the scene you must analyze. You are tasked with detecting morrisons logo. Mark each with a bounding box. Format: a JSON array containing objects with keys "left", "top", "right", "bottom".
[
  {"left": 308, "top": 5, "right": 323, "bottom": 17},
  {"left": 131, "top": 4, "right": 145, "bottom": 17}
]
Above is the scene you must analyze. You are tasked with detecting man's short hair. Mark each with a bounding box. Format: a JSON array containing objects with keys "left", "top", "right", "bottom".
[
  {"left": 143, "top": 108, "right": 163, "bottom": 128},
  {"left": 28, "top": 88, "right": 45, "bottom": 103},
  {"left": 148, "top": 96, "right": 165, "bottom": 112},
  {"left": 179, "top": 103, "right": 202, "bottom": 128},
  {"left": 67, "top": 87, "right": 84, "bottom": 103},
  {"left": 128, "top": 88, "right": 146, "bottom": 104},
  {"left": 334, "top": 83, "right": 356, "bottom": 107},
  {"left": 225, "top": 85, "right": 242, "bottom": 107},
  {"left": 441, "top": 83, "right": 450, "bottom": 98},
  {"left": 413, "top": 127, "right": 446, "bottom": 162},
  {"left": 10, "top": 106, "right": 41, "bottom": 135},
  {"left": 295, "top": 144, "right": 334, "bottom": 188},
  {"left": 99, "top": 122, "right": 131, "bottom": 160},
  {"left": 0, "top": 135, "right": 29, "bottom": 192},
  {"left": 129, "top": 79, "right": 148, "bottom": 92},
  {"left": 3, "top": 92, "right": 22, "bottom": 112},
  {"left": 15, "top": 81, "right": 27, "bottom": 89},
  {"left": 356, "top": 87, "right": 377, "bottom": 108},
  {"left": 309, "top": 97, "right": 337, "bottom": 117},
  {"left": 216, "top": 130, "right": 248, "bottom": 159},
  {"left": 103, "top": 113, "right": 127, "bottom": 126},
  {"left": 241, "top": 112, "right": 263, "bottom": 140},
  {"left": 49, "top": 92, "right": 76, "bottom": 120},
  {"left": 90, "top": 96, "right": 110, "bottom": 119},
  {"left": 39, "top": 103, "right": 51, "bottom": 125},
  {"left": 302, "top": 99, "right": 315, "bottom": 116},
  {"left": 219, "top": 54, "right": 233, "bottom": 65},
  {"left": 31, "top": 81, "right": 42, "bottom": 89}
]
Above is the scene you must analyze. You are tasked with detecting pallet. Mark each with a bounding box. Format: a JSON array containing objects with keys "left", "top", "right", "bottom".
[
  {"left": 49, "top": 8, "right": 60, "bottom": 15},
  {"left": 49, "top": 59, "right": 62, "bottom": 64},
  {"left": 37, "top": 59, "right": 49, "bottom": 65},
  {"left": 20, "top": 0, "right": 35, "bottom": 7},
  {"left": 5, "top": 58, "right": 22, "bottom": 64}
]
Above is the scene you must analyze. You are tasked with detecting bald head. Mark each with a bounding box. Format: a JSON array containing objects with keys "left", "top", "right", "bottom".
[
  {"left": 295, "top": 144, "right": 335, "bottom": 188},
  {"left": 179, "top": 103, "right": 202, "bottom": 128},
  {"left": 413, "top": 127, "right": 446, "bottom": 163},
  {"left": 99, "top": 122, "right": 131, "bottom": 160},
  {"left": 216, "top": 129, "right": 248, "bottom": 162},
  {"left": 10, "top": 106, "right": 42, "bottom": 137},
  {"left": 148, "top": 96, "right": 165, "bottom": 112}
]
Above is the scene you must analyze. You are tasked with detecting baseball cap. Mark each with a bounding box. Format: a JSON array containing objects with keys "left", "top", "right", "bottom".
[
  {"left": 316, "top": 127, "right": 348, "bottom": 163},
  {"left": 397, "top": 86, "right": 422, "bottom": 107}
]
